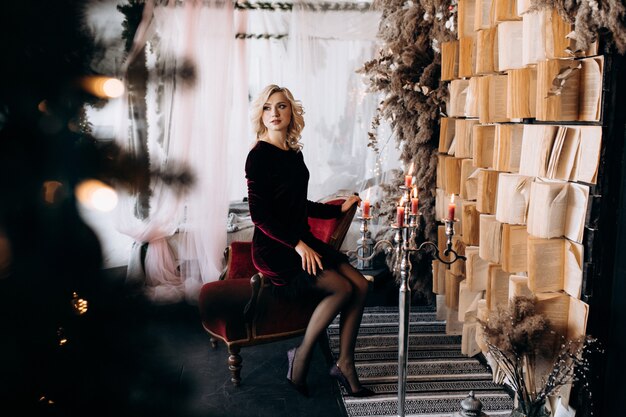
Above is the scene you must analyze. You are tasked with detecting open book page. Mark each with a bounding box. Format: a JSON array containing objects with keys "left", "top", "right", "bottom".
[
  {"left": 507, "top": 67, "right": 537, "bottom": 119},
  {"left": 459, "top": 0, "right": 477, "bottom": 39},
  {"left": 494, "top": 124, "right": 524, "bottom": 172},
  {"left": 496, "top": 173, "right": 532, "bottom": 224},
  {"left": 487, "top": 263, "right": 511, "bottom": 310},
  {"left": 527, "top": 179, "right": 568, "bottom": 238},
  {"left": 449, "top": 79, "right": 470, "bottom": 117},
  {"left": 517, "top": 0, "right": 531, "bottom": 15},
  {"left": 465, "top": 77, "right": 480, "bottom": 118},
  {"left": 439, "top": 117, "right": 456, "bottom": 153},
  {"left": 535, "top": 292, "right": 571, "bottom": 378},
  {"left": 438, "top": 261, "right": 448, "bottom": 297},
  {"left": 477, "top": 27, "right": 498, "bottom": 74},
  {"left": 497, "top": 20, "right": 524, "bottom": 71},
  {"left": 578, "top": 56, "right": 603, "bottom": 121},
  {"left": 473, "top": 124, "right": 496, "bottom": 168},
  {"left": 575, "top": 125, "right": 602, "bottom": 184},
  {"left": 466, "top": 246, "right": 489, "bottom": 291},
  {"left": 476, "top": 299, "right": 489, "bottom": 353},
  {"left": 432, "top": 260, "right": 441, "bottom": 293},
  {"left": 451, "top": 236, "right": 467, "bottom": 276},
  {"left": 563, "top": 240, "right": 583, "bottom": 299},
  {"left": 474, "top": 0, "right": 494, "bottom": 30},
  {"left": 445, "top": 157, "right": 463, "bottom": 196},
  {"left": 546, "top": 126, "right": 567, "bottom": 179},
  {"left": 490, "top": 75, "right": 510, "bottom": 122},
  {"left": 464, "top": 164, "right": 480, "bottom": 201},
  {"left": 479, "top": 214, "right": 503, "bottom": 263},
  {"left": 522, "top": 11, "right": 547, "bottom": 66},
  {"left": 455, "top": 118, "right": 478, "bottom": 158},
  {"left": 545, "top": 8, "right": 574, "bottom": 59},
  {"left": 564, "top": 183, "right": 589, "bottom": 243},
  {"left": 437, "top": 155, "right": 447, "bottom": 189},
  {"left": 519, "top": 124, "right": 558, "bottom": 177},
  {"left": 553, "top": 126, "right": 581, "bottom": 181},
  {"left": 462, "top": 202, "right": 481, "bottom": 245},
  {"left": 501, "top": 224, "right": 529, "bottom": 273},
  {"left": 537, "top": 59, "right": 581, "bottom": 121},
  {"left": 461, "top": 159, "right": 479, "bottom": 200},
  {"left": 462, "top": 319, "right": 482, "bottom": 356},
  {"left": 458, "top": 280, "right": 484, "bottom": 322},
  {"left": 477, "top": 169, "right": 500, "bottom": 214},
  {"left": 527, "top": 236, "right": 565, "bottom": 293},
  {"left": 567, "top": 296, "right": 589, "bottom": 339},
  {"left": 441, "top": 41, "right": 460, "bottom": 81},
  {"left": 446, "top": 270, "right": 465, "bottom": 309},
  {"left": 459, "top": 36, "right": 477, "bottom": 78},
  {"left": 493, "top": 0, "right": 521, "bottom": 22},
  {"left": 509, "top": 274, "right": 533, "bottom": 300}
]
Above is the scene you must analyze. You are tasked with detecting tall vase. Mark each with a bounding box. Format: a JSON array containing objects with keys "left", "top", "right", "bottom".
[{"left": 509, "top": 401, "right": 550, "bottom": 417}]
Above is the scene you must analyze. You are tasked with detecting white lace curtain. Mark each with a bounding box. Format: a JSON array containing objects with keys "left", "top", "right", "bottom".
[{"left": 115, "top": 0, "right": 397, "bottom": 303}]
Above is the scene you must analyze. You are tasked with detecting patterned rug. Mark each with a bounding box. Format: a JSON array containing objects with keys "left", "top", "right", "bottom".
[{"left": 327, "top": 305, "right": 514, "bottom": 417}]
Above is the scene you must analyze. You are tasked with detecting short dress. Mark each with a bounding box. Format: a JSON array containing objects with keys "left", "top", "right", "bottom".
[{"left": 245, "top": 140, "right": 349, "bottom": 292}]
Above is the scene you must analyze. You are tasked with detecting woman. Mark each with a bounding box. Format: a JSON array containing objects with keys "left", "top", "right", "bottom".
[{"left": 245, "top": 84, "right": 375, "bottom": 398}]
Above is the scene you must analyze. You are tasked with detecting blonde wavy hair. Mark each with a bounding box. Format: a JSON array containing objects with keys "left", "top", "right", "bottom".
[{"left": 250, "top": 84, "right": 305, "bottom": 151}]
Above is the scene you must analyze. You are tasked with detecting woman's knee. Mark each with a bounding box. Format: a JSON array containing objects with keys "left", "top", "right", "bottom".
[{"left": 318, "top": 270, "right": 353, "bottom": 300}]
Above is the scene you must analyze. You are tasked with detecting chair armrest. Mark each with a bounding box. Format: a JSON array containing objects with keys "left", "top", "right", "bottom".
[
  {"left": 218, "top": 246, "right": 231, "bottom": 280},
  {"left": 243, "top": 273, "right": 264, "bottom": 323}
]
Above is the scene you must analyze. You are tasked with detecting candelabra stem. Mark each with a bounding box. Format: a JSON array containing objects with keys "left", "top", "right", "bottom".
[{"left": 397, "top": 253, "right": 410, "bottom": 417}]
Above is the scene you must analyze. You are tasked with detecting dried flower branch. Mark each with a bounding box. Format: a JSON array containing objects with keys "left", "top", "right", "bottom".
[{"left": 479, "top": 296, "right": 603, "bottom": 415}]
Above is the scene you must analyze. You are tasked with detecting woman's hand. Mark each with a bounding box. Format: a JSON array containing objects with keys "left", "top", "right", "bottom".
[
  {"left": 295, "top": 240, "right": 323, "bottom": 275},
  {"left": 341, "top": 194, "right": 361, "bottom": 213}
]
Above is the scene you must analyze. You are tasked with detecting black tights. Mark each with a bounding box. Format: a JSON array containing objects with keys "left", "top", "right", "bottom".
[{"left": 290, "top": 262, "right": 369, "bottom": 391}]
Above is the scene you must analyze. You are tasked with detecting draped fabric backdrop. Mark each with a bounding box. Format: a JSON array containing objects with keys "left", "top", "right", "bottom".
[
  {"left": 115, "top": 0, "right": 400, "bottom": 303},
  {"left": 116, "top": 0, "right": 233, "bottom": 303}
]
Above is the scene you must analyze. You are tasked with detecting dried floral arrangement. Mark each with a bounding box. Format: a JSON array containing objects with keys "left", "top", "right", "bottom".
[
  {"left": 480, "top": 296, "right": 602, "bottom": 416},
  {"left": 358, "top": 0, "right": 456, "bottom": 297},
  {"left": 529, "top": 0, "right": 626, "bottom": 54}
]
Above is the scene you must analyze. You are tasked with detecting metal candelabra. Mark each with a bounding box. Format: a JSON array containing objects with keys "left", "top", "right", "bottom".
[{"left": 348, "top": 186, "right": 465, "bottom": 417}]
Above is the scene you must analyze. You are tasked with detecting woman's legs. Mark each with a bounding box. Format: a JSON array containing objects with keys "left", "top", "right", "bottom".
[
  {"left": 335, "top": 262, "right": 370, "bottom": 391},
  {"left": 289, "top": 264, "right": 370, "bottom": 392},
  {"left": 289, "top": 269, "right": 352, "bottom": 386}
]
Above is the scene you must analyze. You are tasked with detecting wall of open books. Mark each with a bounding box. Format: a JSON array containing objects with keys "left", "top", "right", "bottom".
[{"left": 433, "top": 0, "right": 604, "bottom": 397}]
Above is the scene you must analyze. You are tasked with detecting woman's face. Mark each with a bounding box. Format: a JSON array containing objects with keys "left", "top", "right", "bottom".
[{"left": 262, "top": 91, "right": 292, "bottom": 134}]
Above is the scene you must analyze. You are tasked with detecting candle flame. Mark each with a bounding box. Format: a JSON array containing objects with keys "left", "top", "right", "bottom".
[
  {"left": 407, "top": 162, "right": 414, "bottom": 175},
  {"left": 399, "top": 196, "right": 406, "bottom": 206},
  {"left": 413, "top": 187, "right": 418, "bottom": 198},
  {"left": 450, "top": 194, "right": 455, "bottom": 204},
  {"left": 366, "top": 188, "right": 371, "bottom": 201}
]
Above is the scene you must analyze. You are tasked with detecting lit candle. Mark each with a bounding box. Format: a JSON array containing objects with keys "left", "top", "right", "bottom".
[
  {"left": 405, "top": 162, "right": 414, "bottom": 188},
  {"left": 397, "top": 198, "right": 405, "bottom": 227},
  {"left": 411, "top": 187, "right": 419, "bottom": 214},
  {"left": 447, "top": 194, "right": 456, "bottom": 221},
  {"left": 362, "top": 199, "right": 370, "bottom": 217}
]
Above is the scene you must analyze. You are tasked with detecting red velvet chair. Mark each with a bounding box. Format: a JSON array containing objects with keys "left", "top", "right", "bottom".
[{"left": 198, "top": 198, "right": 357, "bottom": 386}]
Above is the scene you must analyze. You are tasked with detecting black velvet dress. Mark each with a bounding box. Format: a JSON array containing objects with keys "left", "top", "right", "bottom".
[{"left": 245, "top": 140, "right": 348, "bottom": 288}]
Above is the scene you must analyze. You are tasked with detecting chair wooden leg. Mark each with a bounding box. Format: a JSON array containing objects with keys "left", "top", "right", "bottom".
[
  {"left": 228, "top": 345, "right": 242, "bottom": 387},
  {"left": 210, "top": 337, "right": 218, "bottom": 349}
]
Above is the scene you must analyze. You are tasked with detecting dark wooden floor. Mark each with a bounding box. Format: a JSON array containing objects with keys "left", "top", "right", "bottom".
[{"left": 1, "top": 264, "right": 400, "bottom": 417}]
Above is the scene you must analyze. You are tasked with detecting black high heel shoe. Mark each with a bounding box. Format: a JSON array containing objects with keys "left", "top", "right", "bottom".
[
  {"left": 329, "top": 363, "right": 376, "bottom": 397},
  {"left": 286, "top": 347, "right": 309, "bottom": 397}
]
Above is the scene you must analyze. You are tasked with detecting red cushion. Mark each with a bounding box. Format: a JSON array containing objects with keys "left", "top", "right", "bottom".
[
  {"left": 199, "top": 279, "right": 252, "bottom": 342},
  {"left": 308, "top": 199, "right": 343, "bottom": 244},
  {"left": 227, "top": 241, "right": 258, "bottom": 280}
]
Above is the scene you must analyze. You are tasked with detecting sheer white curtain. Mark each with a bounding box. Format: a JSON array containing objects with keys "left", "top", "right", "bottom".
[
  {"left": 286, "top": 2, "right": 382, "bottom": 200},
  {"left": 116, "top": 0, "right": 233, "bottom": 303}
]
